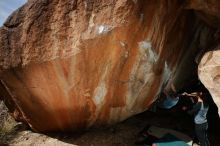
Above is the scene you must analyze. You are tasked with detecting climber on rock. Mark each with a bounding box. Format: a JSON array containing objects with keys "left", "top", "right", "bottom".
[
  {"left": 157, "top": 82, "right": 180, "bottom": 110},
  {"left": 148, "top": 82, "right": 180, "bottom": 112},
  {"left": 182, "top": 91, "right": 210, "bottom": 146}
]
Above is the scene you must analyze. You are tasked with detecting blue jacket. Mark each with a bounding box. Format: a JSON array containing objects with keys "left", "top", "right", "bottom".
[{"left": 188, "top": 102, "right": 209, "bottom": 124}]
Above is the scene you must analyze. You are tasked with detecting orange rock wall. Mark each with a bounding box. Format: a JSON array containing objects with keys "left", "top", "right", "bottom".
[{"left": 0, "top": 0, "right": 219, "bottom": 132}]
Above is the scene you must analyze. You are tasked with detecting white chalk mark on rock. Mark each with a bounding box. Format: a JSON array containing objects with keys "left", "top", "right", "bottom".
[
  {"left": 140, "top": 13, "right": 144, "bottom": 22},
  {"left": 120, "top": 41, "right": 126, "bottom": 47},
  {"left": 97, "top": 25, "right": 110, "bottom": 34},
  {"left": 138, "top": 41, "right": 158, "bottom": 63},
  {"left": 93, "top": 82, "right": 107, "bottom": 106}
]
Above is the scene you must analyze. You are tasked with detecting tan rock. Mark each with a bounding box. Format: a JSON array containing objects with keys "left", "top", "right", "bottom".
[{"left": 198, "top": 46, "right": 220, "bottom": 114}]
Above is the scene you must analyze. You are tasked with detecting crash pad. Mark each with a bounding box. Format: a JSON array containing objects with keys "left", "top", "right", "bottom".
[{"left": 153, "top": 133, "right": 189, "bottom": 146}]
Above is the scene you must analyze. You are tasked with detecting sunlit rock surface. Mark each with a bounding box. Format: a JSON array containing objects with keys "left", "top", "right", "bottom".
[
  {"left": 0, "top": 0, "right": 219, "bottom": 132},
  {"left": 199, "top": 47, "right": 220, "bottom": 114}
]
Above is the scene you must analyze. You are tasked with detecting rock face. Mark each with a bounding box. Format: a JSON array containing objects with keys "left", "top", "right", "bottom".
[
  {"left": 185, "top": 0, "right": 220, "bottom": 27},
  {"left": 0, "top": 0, "right": 219, "bottom": 132},
  {"left": 198, "top": 47, "right": 220, "bottom": 114}
]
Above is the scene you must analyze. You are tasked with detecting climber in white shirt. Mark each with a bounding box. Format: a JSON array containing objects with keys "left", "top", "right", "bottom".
[{"left": 182, "top": 91, "right": 210, "bottom": 146}]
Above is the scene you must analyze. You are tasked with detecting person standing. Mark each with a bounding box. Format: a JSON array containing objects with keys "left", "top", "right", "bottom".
[{"left": 182, "top": 92, "right": 210, "bottom": 146}]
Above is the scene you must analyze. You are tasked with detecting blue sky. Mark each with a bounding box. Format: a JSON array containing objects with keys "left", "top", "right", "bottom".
[{"left": 0, "top": 0, "right": 27, "bottom": 26}]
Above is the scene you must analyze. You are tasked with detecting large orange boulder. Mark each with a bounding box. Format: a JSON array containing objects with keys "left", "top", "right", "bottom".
[{"left": 0, "top": 0, "right": 219, "bottom": 132}]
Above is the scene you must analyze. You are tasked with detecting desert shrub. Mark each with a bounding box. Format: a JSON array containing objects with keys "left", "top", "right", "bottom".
[{"left": 0, "top": 101, "right": 17, "bottom": 136}]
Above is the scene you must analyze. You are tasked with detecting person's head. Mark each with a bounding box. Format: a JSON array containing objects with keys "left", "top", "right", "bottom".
[
  {"left": 166, "top": 89, "right": 176, "bottom": 96},
  {"left": 170, "top": 92, "right": 178, "bottom": 98}
]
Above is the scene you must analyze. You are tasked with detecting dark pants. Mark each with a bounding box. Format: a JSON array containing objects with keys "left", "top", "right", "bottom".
[{"left": 195, "top": 122, "right": 210, "bottom": 146}]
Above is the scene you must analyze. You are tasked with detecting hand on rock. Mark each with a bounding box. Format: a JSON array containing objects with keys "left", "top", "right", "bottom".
[{"left": 182, "top": 92, "right": 187, "bottom": 96}]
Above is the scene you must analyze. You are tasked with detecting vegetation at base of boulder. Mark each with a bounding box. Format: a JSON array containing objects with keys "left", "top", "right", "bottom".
[{"left": 0, "top": 101, "right": 17, "bottom": 141}]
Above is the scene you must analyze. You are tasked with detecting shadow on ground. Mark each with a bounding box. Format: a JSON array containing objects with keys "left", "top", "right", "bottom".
[
  {"left": 1, "top": 103, "right": 220, "bottom": 146},
  {"left": 48, "top": 107, "right": 220, "bottom": 146}
]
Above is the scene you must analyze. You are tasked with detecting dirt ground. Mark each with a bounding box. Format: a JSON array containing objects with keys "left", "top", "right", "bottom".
[{"left": 1, "top": 101, "right": 220, "bottom": 146}]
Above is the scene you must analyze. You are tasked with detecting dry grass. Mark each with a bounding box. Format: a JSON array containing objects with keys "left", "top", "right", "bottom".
[{"left": 0, "top": 101, "right": 17, "bottom": 139}]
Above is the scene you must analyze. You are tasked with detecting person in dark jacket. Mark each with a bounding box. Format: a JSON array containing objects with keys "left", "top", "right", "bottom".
[{"left": 182, "top": 91, "right": 210, "bottom": 146}]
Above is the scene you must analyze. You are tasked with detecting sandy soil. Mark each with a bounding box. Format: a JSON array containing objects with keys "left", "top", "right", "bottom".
[{"left": 1, "top": 102, "right": 220, "bottom": 146}]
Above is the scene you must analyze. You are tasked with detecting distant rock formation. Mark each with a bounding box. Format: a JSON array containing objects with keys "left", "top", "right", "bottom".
[{"left": 0, "top": 0, "right": 219, "bottom": 132}]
